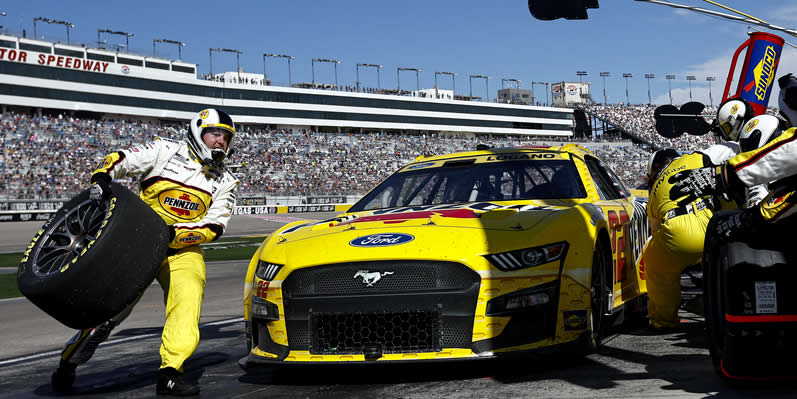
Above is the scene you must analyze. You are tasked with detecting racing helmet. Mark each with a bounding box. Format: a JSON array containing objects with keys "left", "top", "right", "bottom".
[
  {"left": 715, "top": 97, "right": 755, "bottom": 141},
  {"left": 186, "top": 108, "right": 236, "bottom": 167},
  {"left": 738, "top": 114, "right": 785, "bottom": 153},
  {"left": 646, "top": 148, "right": 680, "bottom": 187},
  {"left": 778, "top": 73, "right": 797, "bottom": 126}
]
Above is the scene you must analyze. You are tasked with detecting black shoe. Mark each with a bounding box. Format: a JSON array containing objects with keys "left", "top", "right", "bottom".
[
  {"left": 51, "top": 361, "right": 76, "bottom": 392},
  {"left": 156, "top": 367, "right": 199, "bottom": 396}
]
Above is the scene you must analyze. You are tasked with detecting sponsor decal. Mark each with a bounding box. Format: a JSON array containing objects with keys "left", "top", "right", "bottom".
[
  {"left": 176, "top": 231, "right": 206, "bottom": 245},
  {"left": 563, "top": 310, "right": 588, "bottom": 330},
  {"left": 349, "top": 233, "right": 415, "bottom": 247},
  {"left": 751, "top": 45, "right": 777, "bottom": 102},
  {"left": 98, "top": 155, "right": 114, "bottom": 170},
  {"left": 730, "top": 103, "right": 739, "bottom": 114},
  {"left": 764, "top": 186, "right": 791, "bottom": 209},
  {"left": 0, "top": 215, "right": 13, "bottom": 221},
  {"left": 199, "top": 109, "right": 209, "bottom": 119},
  {"left": 744, "top": 118, "right": 759, "bottom": 133},
  {"left": 20, "top": 213, "right": 32, "bottom": 221},
  {"left": 354, "top": 270, "right": 394, "bottom": 287},
  {"left": 121, "top": 65, "right": 130, "bottom": 74},
  {"left": 552, "top": 84, "right": 562, "bottom": 93},
  {"left": 486, "top": 153, "right": 555, "bottom": 161},
  {"left": 159, "top": 190, "right": 207, "bottom": 219},
  {"left": 566, "top": 85, "right": 578, "bottom": 96},
  {"left": 35, "top": 213, "right": 51, "bottom": 221}
]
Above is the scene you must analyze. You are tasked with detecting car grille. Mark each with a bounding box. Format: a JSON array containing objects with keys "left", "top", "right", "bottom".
[
  {"left": 282, "top": 260, "right": 477, "bottom": 297},
  {"left": 281, "top": 260, "right": 481, "bottom": 354},
  {"left": 311, "top": 310, "right": 442, "bottom": 354}
]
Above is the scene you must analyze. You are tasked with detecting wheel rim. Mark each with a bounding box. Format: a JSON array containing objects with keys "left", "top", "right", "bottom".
[{"left": 30, "top": 200, "right": 106, "bottom": 276}]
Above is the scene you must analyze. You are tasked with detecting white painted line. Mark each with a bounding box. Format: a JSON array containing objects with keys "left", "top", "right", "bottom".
[{"left": 0, "top": 317, "right": 244, "bottom": 367}]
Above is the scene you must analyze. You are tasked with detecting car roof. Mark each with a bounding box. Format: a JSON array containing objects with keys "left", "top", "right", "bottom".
[{"left": 410, "top": 143, "right": 596, "bottom": 163}]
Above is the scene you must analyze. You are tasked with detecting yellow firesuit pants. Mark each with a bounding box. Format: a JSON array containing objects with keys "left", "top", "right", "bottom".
[
  {"left": 643, "top": 208, "right": 712, "bottom": 328},
  {"left": 156, "top": 246, "right": 206, "bottom": 371},
  {"left": 59, "top": 246, "right": 205, "bottom": 372}
]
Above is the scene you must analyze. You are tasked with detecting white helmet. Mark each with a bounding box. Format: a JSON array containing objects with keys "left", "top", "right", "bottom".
[
  {"left": 738, "top": 114, "right": 785, "bottom": 153},
  {"left": 716, "top": 97, "right": 754, "bottom": 141},
  {"left": 187, "top": 108, "right": 236, "bottom": 167},
  {"left": 778, "top": 73, "right": 797, "bottom": 126}
]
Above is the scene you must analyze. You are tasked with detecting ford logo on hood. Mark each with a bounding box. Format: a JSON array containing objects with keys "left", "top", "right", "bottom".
[{"left": 349, "top": 233, "right": 415, "bottom": 247}]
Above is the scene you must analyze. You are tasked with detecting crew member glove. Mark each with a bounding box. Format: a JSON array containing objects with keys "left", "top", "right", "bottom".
[
  {"left": 89, "top": 174, "right": 112, "bottom": 206},
  {"left": 668, "top": 165, "right": 724, "bottom": 207}
]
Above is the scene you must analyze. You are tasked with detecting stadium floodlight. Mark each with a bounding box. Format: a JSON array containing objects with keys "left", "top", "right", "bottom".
[
  {"left": 357, "top": 63, "right": 382, "bottom": 92},
  {"left": 435, "top": 71, "right": 456, "bottom": 99},
  {"left": 644, "top": 74, "right": 655, "bottom": 105},
  {"left": 666, "top": 74, "right": 676, "bottom": 105},
  {"left": 686, "top": 75, "right": 696, "bottom": 101},
  {"left": 398, "top": 67, "right": 422, "bottom": 92},
  {"left": 153, "top": 38, "right": 186, "bottom": 60},
  {"left": 312, "top": 58, "right": 341, "bottom": 89},
  {"left": 209, "top": 47, "right": 243, "bottom": 79},
  {"left": 98, "top": 29, "right": 134, "bottom": 52},
  {"left": 600, "top": 72, "right": 610, "bottom": 105},
  {"left": 622, "top": 73, "right": 633, "bottom": 106},
  {"left": 265, "top": 53, "right": 294, "bottom": 86},
  {"left": 34, "top": 17, "right": 75, "bottom": 44},
  {"left": 706, "top": 76, "right": 716, "bottom": 107},
  {"left": 470, "top": 75, "right": 490, "bottom": 102},
  {"left": 576, "top": 71, "right": 588, "bottom": 82}
]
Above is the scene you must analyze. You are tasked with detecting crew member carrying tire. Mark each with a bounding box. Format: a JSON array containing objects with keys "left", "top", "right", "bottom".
[
  {"left": 642, "top": 97, "right": 765, "bottom": 332},
  {"left": 51, "top": 108, "right": 240, "bottom": 397}
]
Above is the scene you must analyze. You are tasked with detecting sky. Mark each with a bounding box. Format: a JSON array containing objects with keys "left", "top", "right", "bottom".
[{"left": 3, "top": 0, "right": 796, "bottom": 107}]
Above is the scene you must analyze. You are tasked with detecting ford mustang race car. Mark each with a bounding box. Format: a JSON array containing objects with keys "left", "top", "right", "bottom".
[{"left": 240, "top": 144, "right": 649, "bottom": 367}]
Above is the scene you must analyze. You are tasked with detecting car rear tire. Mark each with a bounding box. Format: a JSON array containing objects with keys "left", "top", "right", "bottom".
[{"left": 17, "top": 183, "right": 170, "bottom": 329}]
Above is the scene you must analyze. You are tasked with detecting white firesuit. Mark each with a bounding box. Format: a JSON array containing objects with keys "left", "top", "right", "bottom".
[{"left": 59, "top": 137, "right": 239, "bottom": 372}]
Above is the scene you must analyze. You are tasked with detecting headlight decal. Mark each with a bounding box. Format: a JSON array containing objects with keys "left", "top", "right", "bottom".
[
  {"left": 485, "top": 242, "right": 568, "bottom": 271},
  {"left": 256, "top": 261, "right": 283, "bottom": 281}
]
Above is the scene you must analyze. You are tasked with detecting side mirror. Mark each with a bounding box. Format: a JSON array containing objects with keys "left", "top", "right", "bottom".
[{"left": 528, "top": 0, "right": 599, "bottom": 21}]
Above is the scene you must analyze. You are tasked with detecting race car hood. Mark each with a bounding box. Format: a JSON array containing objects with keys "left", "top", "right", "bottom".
[{"left": 263, "top": 200, "right": 583, "bottom": 270}]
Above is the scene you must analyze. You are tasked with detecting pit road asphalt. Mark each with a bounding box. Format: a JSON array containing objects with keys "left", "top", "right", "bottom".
[{"left": 0, "top": 213, "right": 794, "bottom": 398}]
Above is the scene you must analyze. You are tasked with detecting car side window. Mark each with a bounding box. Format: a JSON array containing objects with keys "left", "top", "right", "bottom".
[{"left": 585, "top": 156, "right": 628, "bottom": 200}]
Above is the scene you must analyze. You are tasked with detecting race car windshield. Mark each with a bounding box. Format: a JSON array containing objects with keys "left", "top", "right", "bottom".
[{"left": 349, "top": 158, "right": 586, "bottom": 212}]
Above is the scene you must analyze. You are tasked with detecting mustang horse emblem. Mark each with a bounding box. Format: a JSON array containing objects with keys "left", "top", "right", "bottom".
[{"left": 354, "top": 270, "right": 394, "bottom": 287}]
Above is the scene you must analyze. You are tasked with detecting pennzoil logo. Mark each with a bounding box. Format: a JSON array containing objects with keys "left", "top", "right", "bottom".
[
  {"left": 159, "top": 190, "right": 207, "bottom": 219},
  {"left": 764, "top": 186, "right": 792, "bottom": 209},
  {"left": 730, "top": 104, "right": 739, "bottom": 114},
  {"left": 744, "top": 118, "right": 759, "bottom": 133},
  {"left": 199, "top": 109, "right": 209, "bottom": 119},
  {"left": 752, "top": 45, "right": 777, "bottom": 101},
  {"left": 176, "top": 231, "right": 206, "bottom": 245}
]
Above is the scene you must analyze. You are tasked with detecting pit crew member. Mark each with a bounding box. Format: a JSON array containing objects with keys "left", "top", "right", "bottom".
[{"left": 51, "top": 108, "right": 240, "bottom": 396}]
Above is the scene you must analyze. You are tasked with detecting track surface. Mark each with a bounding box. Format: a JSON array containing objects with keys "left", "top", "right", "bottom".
[{"left": 1, "top": 213, "right": 794, "bottom": 398}]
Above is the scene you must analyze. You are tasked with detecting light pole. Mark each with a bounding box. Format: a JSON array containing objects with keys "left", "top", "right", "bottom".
[
  {"left": 470, "top": 75, "right": 489, "bottom": 102},
  {"left": 666, "top": 74, "right": 675, "bottom": 105},
  {"left": 98, "top": 29, "right": 134, "bottom": 52},
  {"left": 687, "top": 75, "right": 696, "bottom": 101},
  {"left": 644, "top": 73, "right": 655, "bottom": 105},
  {"left": 357, "top": 63, "right": 382, "bottom": 92},
  {"left": 398, "top": 67, "right": 421, "bottom": 92},
  {"left": 209, "top": 47, "right": 243, "bottom": 79},
  {"left": 501, "top": 78, "right": 520, "bottom": 103},
  {"left": 706, "top": 76, "right": 716, "bottom": 107},
  {"left": 622, "top": 73, "right": 632, "bottom": 105},
  {"left": 34, "top": 17, "right": 74, "bottom": 43},
  {"left": 153, "top": 38, "right": 185, "bottom": 60},
  {"left": 435, "top": 71, "right": 456, "bottom": 99},
  {"left": 264, "top": 53, "right": 294, "bottom": 86},
  {"left": 600, "top": 72, "right": 610, "bottom": 105},
  {"left": 576, "top": 71, "right": 587, "bottom": 82},
  {"left": 312, "top": 58, "right": 341, "bottom": 89},
  {"left": 532, "top": 81, "right": 549, "bottom": 106}
]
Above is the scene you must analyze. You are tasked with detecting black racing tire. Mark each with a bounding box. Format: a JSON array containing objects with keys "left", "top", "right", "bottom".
[
  {"left": 17, "top": 183, "right": 170, "bottom": 329},
  {"left": 703, "top": 210, "right": 734, "bottom": 380},
  {"left": 584, "top": 235, "right": 611, "bottom": 353}
]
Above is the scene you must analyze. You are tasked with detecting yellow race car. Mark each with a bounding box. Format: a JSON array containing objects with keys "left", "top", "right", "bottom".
[{"left": 240, "top": 144, "right": 649, "bottom": 367}]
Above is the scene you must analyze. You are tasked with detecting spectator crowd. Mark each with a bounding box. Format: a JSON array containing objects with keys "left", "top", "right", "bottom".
[{"left": 4, "top": 103, "right": 739, "bottom": 200}]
